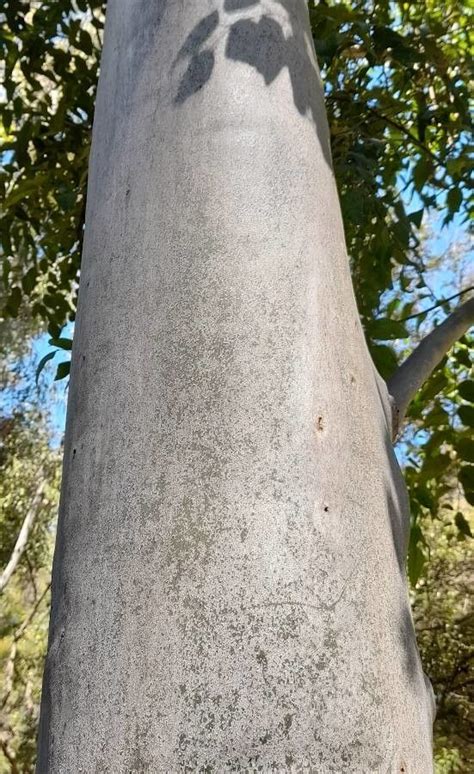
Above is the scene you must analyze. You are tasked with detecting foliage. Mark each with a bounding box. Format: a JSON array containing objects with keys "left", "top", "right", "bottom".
[
  {"left": 0, "top": 285, "right": 61, "bottom": 771},
  {"left": 0, "top": 0, "right": 104, "bottom": 338},
  {"left": 0, "top": 408, "right": 60, "bottom": 773},
  {"left": 404, "top": 334, "right": 474, "bottom": 585},
  {"left": 0, "top": 379, "right": 60, "bottom": 773},
  {"left": 413, "top": 511, "right": 474, "bottom": 772},
  {"left": 385, "top": 229, "right": 474, "bottom": 586},
  {"left": 0, "top": 556, "right": 53, "bottom": 773},
  {"left": 309, "top": 0, "right": 472, "bottom": 320},
  {"left": 1, "top": 0, "right": 471, "bottom": 332}
]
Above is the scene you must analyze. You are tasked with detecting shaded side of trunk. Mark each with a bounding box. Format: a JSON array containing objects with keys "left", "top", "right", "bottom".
[{"left": 38, "top": 1, "right": 434, "bottom": 771}]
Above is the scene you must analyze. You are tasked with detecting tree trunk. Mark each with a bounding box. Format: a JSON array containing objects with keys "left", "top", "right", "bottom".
[{"left": 37, "top": 1, "right": 434, "bottom": 771}]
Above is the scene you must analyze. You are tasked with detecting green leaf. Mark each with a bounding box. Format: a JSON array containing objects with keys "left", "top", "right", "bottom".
[
  {"left": 368, "top": 318, "right": 408, "bottom": 340},
  {"left": 5, "top": 287, "right": 22, "bottom": 317},
  {"left": 415, "top": 487, "right": 434, "bottom": 510},
  {"left": 55, "top": 186, "right": 76, "bottom": 212},
  {"left": 455, "top": 348, "right": 471, "bottom": 368},
  {"left": 421, "top": 453, "right": 451, "bottom": 480},
  {"left": 424, "top": 405, "right": 449, "bottom": 427},
  {"left": 4, "top": 174, "right": 49, "bottom": 208},
  {"left": 459, "top": 465, "right": 474, "bottom": 492},
  {"left": 341, "top": 189, "right": 365, "bottom": 222},
  {"left": 21, "top": 267, "right": 37, "bottom": 295},
  {"left": 447, "top": 187, "right": 462, "bottom": 214},
  {"left": 2, "top": 258, "right": 11, "bottom": 287},
  {"left": 455, "top": 511, "right": 472, "bottom": 539},
  {"left": 78, "top": 30, "right": 93, "bottom": 56},
  {"left": 456, "top": 438, "right": 474, "bottom": 463},
  {"left": 47, "top": 321, "right": 62, "bottom": 339},
  {"left": 420, "top": 371, "right": 448, "bottom": 401},
  {"left": 369, "top": 344, "right": 398, "bottom": 380},
  {"left": 36, "top": 351, "right": 56, "bottom": 384},
  {"left": 48, "top": 337, "right": 73, "bottom": 351},
  {"left": 459, "top": 405, "right": 474, "bottom": 427},
  {"left": 408, "top": 525, "right": 427, "bottom": 586},
  {"left": 458, "top": 380, "right": 474, "bottom": 403},
  {"left": 413, "top": 158, "right": 431, "bottom": 191},
  {"left": 54, "top": 361, "right": 71, "bottom": 381},
  {"left": 408, "top": 209, "right": 424, "bottom": 228}
]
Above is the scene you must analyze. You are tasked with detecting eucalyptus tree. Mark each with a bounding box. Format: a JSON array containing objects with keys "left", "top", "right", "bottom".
[
  {"left": 2, "top": 1, "right": 473, "bottom": 528},
  {"left": 34, "top": 1, "right": 474, "bottom": 771}
]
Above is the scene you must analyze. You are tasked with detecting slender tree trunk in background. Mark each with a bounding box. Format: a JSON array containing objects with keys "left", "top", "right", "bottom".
[
  {"left": 0, "top": 472, "right": 45, "bottom": 593},
  {"left": 37, "top": 1, "right": 434, "bottom": 771}
]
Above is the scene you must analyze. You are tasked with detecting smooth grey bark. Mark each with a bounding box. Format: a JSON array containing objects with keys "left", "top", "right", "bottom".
[
  {"left": 38, "top": 2, "right": 434, "bottom": 771},
  {"left": 389, "top": 297, "right": 474, "bottom": 437}
]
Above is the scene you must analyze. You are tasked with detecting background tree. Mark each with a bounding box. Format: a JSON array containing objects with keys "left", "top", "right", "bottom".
[
  {"left": 0, "top": 416, "right": 59, "bottom": 773},
  {"left": 412, "top": 505, "right": 473, "bottom": 774},
  {"left": 0, "top": 291, "right": 61, "bottom": 773}
]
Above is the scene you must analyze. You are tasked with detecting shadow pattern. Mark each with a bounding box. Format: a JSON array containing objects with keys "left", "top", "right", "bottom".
[
  {"left": 173, "top": 1, "right": 332, "bottom": 168},
  {"left": 224, "top": 0, "right": 259, "bottom": 9},
  {"left": 174, "top": 10, "right": 220, "bottom": 105}
]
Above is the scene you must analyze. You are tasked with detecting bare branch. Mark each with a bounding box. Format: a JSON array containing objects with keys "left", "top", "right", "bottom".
[
  {"left": 0, "top": 741, "right": 19, "bottom": 774},
  {"left": 388, "top": 297, "right": 474, "bottom": 437},
  {"left": 14, "top": 581, "right": 51, "bottom": 641},
  {"left": 0, "top": 471, "right": 46, "bottom": 594},
  {"left": 398, "top": 285, "right": 474, "bottom": 323}
]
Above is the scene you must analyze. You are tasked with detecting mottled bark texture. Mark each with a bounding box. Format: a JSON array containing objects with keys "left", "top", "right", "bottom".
[{"left": 37, "top": 1, "right": 435, "bottom": 771}]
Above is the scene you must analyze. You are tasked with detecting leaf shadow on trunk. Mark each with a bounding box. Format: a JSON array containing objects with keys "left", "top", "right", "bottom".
[{"left": 173, "top": 1, "right": 333, "bottom": 170}]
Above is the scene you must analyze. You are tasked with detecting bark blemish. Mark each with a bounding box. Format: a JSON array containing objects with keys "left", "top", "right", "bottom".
[
  {"left": 284, "top": 713, "right": 293, "bottom": 735},
  {"left": 316, "top": 416, "right": 324, "bottom": 432}
]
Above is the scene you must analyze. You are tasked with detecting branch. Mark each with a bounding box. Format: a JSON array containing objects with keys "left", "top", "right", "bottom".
[
  {"left": 0, "top": 741, "right": 19, "bottom": 774},
  {"left": 364, "top": 105, "right": 443, "bottom": 169},
  {"left": 388, "top": 297, "right": 474, "bottom": 437},
  {"left": 326, "top": 93, "right": 445, "bottom": 170},
  {"left": 15, "top": 581, "right": 51, "bottom": 641},
  {"left": 398, "top": 285, "right": 474, "bottom": 323},
  {"left": 0, "top": 471, "right": 46, "bottom": 594}
]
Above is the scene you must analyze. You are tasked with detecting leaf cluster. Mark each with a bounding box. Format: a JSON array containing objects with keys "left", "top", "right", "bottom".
[
  {"left": 310, "top": 0, "right": 472, "bottom": 328},
  {"left": 1, "top": 0, "right": 104, "bottom": 338}
]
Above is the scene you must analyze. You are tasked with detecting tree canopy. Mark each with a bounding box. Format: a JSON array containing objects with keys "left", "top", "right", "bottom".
[{"left": 1, "top": 0, "right": 472, "bottom": 320}]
